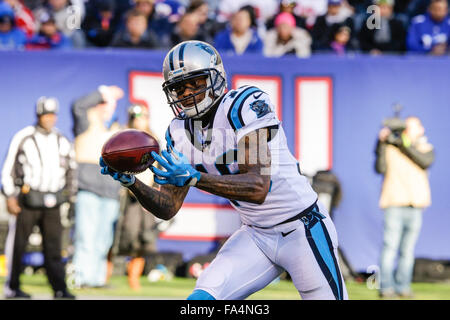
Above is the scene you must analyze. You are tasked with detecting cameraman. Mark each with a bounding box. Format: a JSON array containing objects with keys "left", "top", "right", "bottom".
[{"left": 375, "top": 116, "right": 434, "bottom": 299}]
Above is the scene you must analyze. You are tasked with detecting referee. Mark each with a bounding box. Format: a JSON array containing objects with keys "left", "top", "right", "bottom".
[{"left": 1, "top": 97, "right": 77, "bottom": 299}]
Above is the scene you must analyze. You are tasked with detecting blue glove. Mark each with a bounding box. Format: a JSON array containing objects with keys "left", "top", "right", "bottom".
[
  {"left": 99, "top": 157, "right": 136, "bottom": 187},
  {"left": 150, "top": 148, "right": 201, "bottom": 187}
]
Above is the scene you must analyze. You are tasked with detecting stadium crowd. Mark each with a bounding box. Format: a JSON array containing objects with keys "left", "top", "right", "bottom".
[{"left": 0, "top": 0, "right": 449, "bottom": 56}]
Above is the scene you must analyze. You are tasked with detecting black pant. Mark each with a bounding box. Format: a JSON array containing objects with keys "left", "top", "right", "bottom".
[
  {"left": 9, "top": 205, "right": 67, "bottom": 292},
  {"left": 116, "top": 196, "right": 158, "bottom": 257}
]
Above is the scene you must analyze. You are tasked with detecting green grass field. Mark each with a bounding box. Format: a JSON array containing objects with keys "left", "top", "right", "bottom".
[{"left": 1, "top": 274, "right": 449, "bottom": 300}]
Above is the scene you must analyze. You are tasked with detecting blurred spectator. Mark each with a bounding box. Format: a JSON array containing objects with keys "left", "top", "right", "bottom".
[
  {"left": 186, "top": 0, "right": 224, "bottom": 44},
  {"left": 186, "top": 0, "right": 209, "bottom": 21},
  {"left": 359, "top": 0, "right": 407, "bottom": 54},
  {"left": 110, "top": 0, "right": 134, "bottom": 15},
  {"left": 111, "top": 9, "right": 159, "bottom": 49},
  {"left": 21, "top": 0, "right": 44, "bottom": 10},
  {"left": 328, "top": 24, "right": 353, "bottom": 54},
  {"left": 348, "top": 0, "right": 416, "bottom": 15},
  {"left": 26, "top": 10, "right": 72, "bottom": 50},
  {"left": 347, "top": 0, "right": 369, "bottom": 13},
  {"left": 294, "top": 0, "right": 329, "bottom": 28},
  {"left": 82, "top": 0, "right": 119, "bottom": 47},
  {"left": 132, "top": 0, "right": 175, "bottom": 48},
  {"left": 214, "top": 5, "right": 264, "bottom": 55},
  {"left": 169, "top": 11, "right": 208, "bottom": 47},
  {"left": 216, "top": 0, "right": 279, "bottom": 29},
  {"left": 1, "top": 97, "right": 77, "bottom": 299},
  {"left": 34, "top": 0, "right": 86, "bottom": 48},
  {"left": 264, "top": 11, "right": 312, "bottom": 57},
  {"left": 0, "top": 1, "right": 26, "bottom": 49},
  {"left": 348, "top": 0, "right": 413, "bottom": 15},
  {"left": 395, "top": 0, "right": 416, "bottom": 14},
  {"left": 311, "top": 0, "right": 354, "bottom": 51},
  {"left": 375, "top": 116, "right": 434, "bottom": 298},
  {"left": 407, "top": 0, "right": 450, "bottom": 55},
  {"left": 266, "top": 0, "right": 307, "bottom": 30},
  {"left": 133, "top": 0, "right": 157, "bottom": 24},
  {"left": 406, "top": 0, "right": 432, "bottom": 17},
  {"left": 155, "top": 0, "right": 186, "bottom": 24},
  {"left": 4, "top": 0, "right": 36, "bottom": 37},
  {"left": 71, "top": 85, "right": 123, "bottom": 288},
  {"left": 201, "top": 0, "right": 221, "bottom": 16},
  {"left": 112, "top": 104, "right": 166, "bottom": 291}
]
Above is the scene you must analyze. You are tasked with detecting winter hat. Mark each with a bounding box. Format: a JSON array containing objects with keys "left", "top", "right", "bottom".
[{"left": 275, "top": 12, "right": 295, "bottom": 27}]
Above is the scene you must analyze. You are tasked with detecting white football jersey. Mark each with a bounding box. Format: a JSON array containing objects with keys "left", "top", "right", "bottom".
[{"left": 166, "top": 85, "right": 318, "bottom": 228}]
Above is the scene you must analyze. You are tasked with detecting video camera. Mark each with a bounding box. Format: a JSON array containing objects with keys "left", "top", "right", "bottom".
[{"left": 382, "top": 103, "right": 406, "bottom": 145}]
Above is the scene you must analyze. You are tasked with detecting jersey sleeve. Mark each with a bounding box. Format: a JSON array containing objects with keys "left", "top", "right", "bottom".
[
  {"left": 1, "top": 127, "right": 34, "bottom": 197},
  {"left": 226, "top": 87, "right": 280, "bottom": 143},
  {"left": 165, "top": 118, "right": 185, "bottom": 151}
]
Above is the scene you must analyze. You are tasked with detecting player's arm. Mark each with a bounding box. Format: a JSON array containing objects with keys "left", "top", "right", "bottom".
[
  {"left": 128, "top": 179, "right": 189, "bottom": 220},
  {"left": 100, "top": 158, "right": 188, "bottom": 220},
  {"left": 195, "top": 128, "right": 271, "bottom": 204},
  {"left": 151, "top": 128, "right": 271, "bottom": 204}
]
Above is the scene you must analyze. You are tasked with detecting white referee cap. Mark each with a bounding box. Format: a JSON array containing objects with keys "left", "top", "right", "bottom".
[{"left": 36, "top": 96, "right": 59, "bottom": 116}]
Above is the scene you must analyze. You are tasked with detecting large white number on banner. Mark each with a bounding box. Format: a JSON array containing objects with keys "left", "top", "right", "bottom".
[
  {"left": 232, "top": 75, "right": 282, "bottom": 120},
  {"left": 128, "top": 71, "right": 173, "bottom": 144},
  {"left": 295, "top": 77, "right": 333, "bottom": 176}
]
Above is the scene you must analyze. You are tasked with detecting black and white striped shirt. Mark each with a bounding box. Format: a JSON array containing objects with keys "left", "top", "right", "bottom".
[{"left": 1, "top": 125, "right": 77, "bottom": 198}]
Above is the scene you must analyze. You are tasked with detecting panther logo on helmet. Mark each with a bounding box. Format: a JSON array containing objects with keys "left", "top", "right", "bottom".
[{"left": 195, "top": 42, "right": 215, "bottom": 56}]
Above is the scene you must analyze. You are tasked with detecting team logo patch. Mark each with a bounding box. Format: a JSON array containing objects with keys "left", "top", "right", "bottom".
[
  {"left": 141, "top": 153, "right": 151, "bottom": 164},
  {"left": 195, "top": 43, "right": 214, "bottom": 55},
  {"left": 250, "top": 100, "right": 271, "bottom": 118}
]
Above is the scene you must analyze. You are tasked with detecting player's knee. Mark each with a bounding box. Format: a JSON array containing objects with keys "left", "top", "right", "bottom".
[{"left": 187, "top": 289, "right": 216, "bottom": 300}]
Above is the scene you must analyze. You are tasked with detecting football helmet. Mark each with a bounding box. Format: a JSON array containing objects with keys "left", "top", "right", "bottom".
[{"left": 162, "top": 40, "right": 227, "bottom": 119}]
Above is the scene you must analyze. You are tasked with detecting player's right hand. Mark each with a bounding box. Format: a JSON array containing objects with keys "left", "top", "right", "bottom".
[{"left": 99, "top": 157, "right": 136, "bottom": 187}]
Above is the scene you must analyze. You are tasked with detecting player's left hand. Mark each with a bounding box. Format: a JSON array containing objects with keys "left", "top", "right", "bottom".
[{"left": 150, "top": 149, "right": 200, "bottom": 187}]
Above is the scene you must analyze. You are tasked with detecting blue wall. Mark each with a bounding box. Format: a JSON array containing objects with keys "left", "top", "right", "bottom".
[{"left": 1, "top": 49, "right": 449, "bottom": 272}]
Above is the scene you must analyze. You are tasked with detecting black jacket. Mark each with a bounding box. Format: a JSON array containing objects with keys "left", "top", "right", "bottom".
[
  {"left": 359, "top": 17, "right": 407, "bottom": 53},
  {"left": 312, "top": 15, "right": 354, "bottom": 51},
  {"left": 111, "top": 30, "right": 160, "bottom": 49}
]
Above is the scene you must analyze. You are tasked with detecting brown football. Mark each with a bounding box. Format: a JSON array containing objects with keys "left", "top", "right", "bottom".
[{"left": 101, "top": 129, "right": 160, "bottom": 174}]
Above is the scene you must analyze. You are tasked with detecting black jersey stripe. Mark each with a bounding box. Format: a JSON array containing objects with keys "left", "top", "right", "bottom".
[
  {"left": 236, "top": 89, "right": 263, "bottom": 128},
  {"left": 178, "top": 42, "right": 187, "bottom": 68},
  {"left": 169, "top": 50, "right": 174, "bottom": 71},
  {"left": 226, "top": 86, "right": 257, "bottom": 131}
]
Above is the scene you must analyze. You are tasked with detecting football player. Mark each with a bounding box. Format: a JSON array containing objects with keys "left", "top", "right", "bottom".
[{"left": 100, "top": 40, "right": 348, "bottom": 300}]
